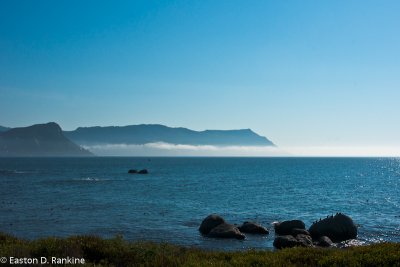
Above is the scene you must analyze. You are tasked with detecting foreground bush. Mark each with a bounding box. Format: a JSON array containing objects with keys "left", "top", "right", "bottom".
[{"left": 0, "top": 232, "right": 399, "bottom": 266}]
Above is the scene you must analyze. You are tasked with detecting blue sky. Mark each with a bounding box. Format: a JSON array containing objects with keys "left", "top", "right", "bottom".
[{"left": 1, "top": 0, "right": 399, "bottom": 153}]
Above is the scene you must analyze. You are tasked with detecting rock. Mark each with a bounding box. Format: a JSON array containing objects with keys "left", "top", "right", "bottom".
[
  {"left": 128, "top": 169, "right": 138, "bottom": 174},
  {"left": 317, "top": 236, "right": 333, "bottom": 247},
  {"left": 207, "top": 223, "right": 245, "bottom": 240},
  {"left": 274, "top": 220, "right": 306, "bottom": 236},
  {"left": 199, "top": 214, "right": 226, "bottom": 235},
  {"left": 273, "top": 234, "right": 313, "bottom": 249},
  {"left": 138, "top": 169, "right": 148, "bottom": 174},
  {"left": 309, "top": 213, "right": 357, "bottom": 242},
  {"left": 238, "top": 222, "right": 269, "bottom": 235},
  {"left": 273, "top": 235, "right": 301, "bottom": 249},
  {"left": 296, "top": 234, "right": 313, "bottom": 247},
  {"left": 292, "top": 228, "right": 310, "bottom": 236}
]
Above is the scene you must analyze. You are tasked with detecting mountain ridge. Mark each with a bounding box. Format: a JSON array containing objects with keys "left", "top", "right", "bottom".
[
  {"left": 64, "top": 124, "right": 275, "bottom": 146},
  {"left": 0, "top": 122, "right": 93, "bottom": 157}
]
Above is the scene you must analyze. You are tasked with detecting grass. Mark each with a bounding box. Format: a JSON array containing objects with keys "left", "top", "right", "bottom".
[{"left": 1, "top": 232, "right": 399, "bottom": 266}]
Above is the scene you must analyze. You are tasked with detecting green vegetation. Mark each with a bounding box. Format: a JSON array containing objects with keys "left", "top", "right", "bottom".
[{"left": 1, "top": 232, "right": 399, "bottom": 266}]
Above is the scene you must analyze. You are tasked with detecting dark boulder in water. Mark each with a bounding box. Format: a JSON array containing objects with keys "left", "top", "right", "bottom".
[
  {"left": 273, "top": 234, "right": 313, "bottom": 249},
  {"left": 291, "top": 228, "right": 310, "bottom": 236},
  {"left": 296, "top": 234, "right": 313, "bottom": 247},
  {"left": 316, "top": 236, "right": 334, "bottom": 247},
  {"left": 238, "top": 221, "right": 269, "bottom": 235},
  {"left": 273, "top": 235, "right": 300, "bottom": 249},
  {"left": 128, "top": 169, "right": 138, "bottom": 174},
  {"left": 273, "top": 235, "right": 298, "bottom": 249},
  {"left": 309, "top": 213, "right": 357, "bottom": 242},
  {"left": 207, "top": 223, "right": 245, "bottom": 240},
  {"left": 199, "top": 214, "right": 226, "bottom": 235},
  {"left": 138, "top": 169, "right": 148, "bottom": 174},
  {"left": 274, "top": 220, "right": 306, "bottom": 236}
]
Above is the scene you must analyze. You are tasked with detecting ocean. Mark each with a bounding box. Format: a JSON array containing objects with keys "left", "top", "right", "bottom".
[{"left": 0, "top": 157, "right": 399, "bottom": 250}]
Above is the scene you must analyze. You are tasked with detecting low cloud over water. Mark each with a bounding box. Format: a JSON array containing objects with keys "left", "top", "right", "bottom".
[
  {"left": 84, "top": 143, "right": 400, "bottom": 157},
  {"left": 84, "top": 142, "right": 284, "bottom": 156}
]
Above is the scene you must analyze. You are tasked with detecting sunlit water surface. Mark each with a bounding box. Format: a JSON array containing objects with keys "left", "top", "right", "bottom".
[{"left": 1, "top": 157, "right": 399, "bottom": 250}]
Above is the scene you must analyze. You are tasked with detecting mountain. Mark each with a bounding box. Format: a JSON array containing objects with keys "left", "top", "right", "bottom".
[
  {"left": 0, "top": 126, "right": 9, "bottom": 132},
  {"left": 0, "top": 122, "right": 93, "bottom": 157},
  {"left": 64, "top": 124, "right": 274, "bottom": 146}
]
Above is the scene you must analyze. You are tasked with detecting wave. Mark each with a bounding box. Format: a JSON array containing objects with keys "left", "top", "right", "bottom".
[
  {"left": 73, "top": 177, "right": 113, "bottom": 182},
  {"left": 0, "top": 169, "right": 36, "bottom": 175}
]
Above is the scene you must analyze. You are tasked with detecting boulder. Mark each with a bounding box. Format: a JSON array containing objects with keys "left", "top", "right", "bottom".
[
  {"left": 274, "top": 220, "right": 306, "bottom": 236},
  {"left": 207, "top": 223, "right": 245, "bottom": 240},
  {"left": 199, "top": 214, "right": 226, "bottom": 235},
  {"left": 317, "top": 236, "right": 333, "bottom": 247},
  {"left": 309, "top": 213, "right": 357, "bottom": 242},
  {"left": 128, "top": 169, "right": 138, "bottom": 174},
  {"left": 291, "top": 228, "right": 310, "bottom": 236},
  {"left": 296, "top": 234, "right": 313, "bottom": 247},
  {"left": 138, "top": 169, "right": 148, "bottom": 174},
  {"left": 273, "top": 234, "right": 313, "bottom": 249},
  {"left": 273, "top": 235, "right": 301, "bottom": 249},
  {"left": 238, "top": 222, "right": 269, "bottom": 235}
]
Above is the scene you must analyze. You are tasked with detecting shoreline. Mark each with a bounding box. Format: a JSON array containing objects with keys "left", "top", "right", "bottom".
[{"left": 1, "top": 232, "right": 399, "bottom": 266}]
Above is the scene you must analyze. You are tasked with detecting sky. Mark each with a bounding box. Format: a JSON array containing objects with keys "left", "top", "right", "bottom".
[{"left": 1, "top": 0, "right": 400, "bottom": 155}]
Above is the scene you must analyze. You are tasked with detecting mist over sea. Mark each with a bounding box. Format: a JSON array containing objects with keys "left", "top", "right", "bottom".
[{"left": 0, "top": 157, "right": 399, "bottom": 250}]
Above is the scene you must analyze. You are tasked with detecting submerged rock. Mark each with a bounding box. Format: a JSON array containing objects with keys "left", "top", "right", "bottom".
[
  {"left": 274, "top": 220, "right": 306, "bottom": 236},
  {"left": 199, "top": 214, "right": 226, "bottom": 235},
  {"left": 309, "top": 213, "right": 357, "bottom": 242},
  {"left": 238, "top": 222, "right": 269, "bottom": 235},
  {"left": 207, "top": 223, "right": 245, "bottom": 240}
]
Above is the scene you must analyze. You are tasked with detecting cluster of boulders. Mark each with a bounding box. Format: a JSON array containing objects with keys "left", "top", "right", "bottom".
[
  {"left": 128, "top": 169, "right": 148, "bottom": 174},
  {"left": 198, "top": 214, "right": 269, "bottom": 240},
  {"left": 199, "top": 213, "right": 358, "bottom": 249},
  {"left": 274, "top": 213, "right": 357, "bottom": 249},
  {"left": 273, "top": 219, "right": 313, "bottom": 248}
]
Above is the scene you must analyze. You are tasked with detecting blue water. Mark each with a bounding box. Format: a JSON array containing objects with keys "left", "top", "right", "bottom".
[{"left": 0, "top": 157, "right": 399, "bottom": 250}]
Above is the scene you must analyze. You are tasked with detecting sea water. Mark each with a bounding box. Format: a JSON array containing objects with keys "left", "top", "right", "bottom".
[{"left": 0, "top": 157, "right": 399, "bottom": 250}]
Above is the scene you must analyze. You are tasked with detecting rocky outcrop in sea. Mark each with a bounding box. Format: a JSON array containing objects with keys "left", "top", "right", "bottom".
[{"left": 199, "top": 213, "right": 358, "bottom": 249}]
